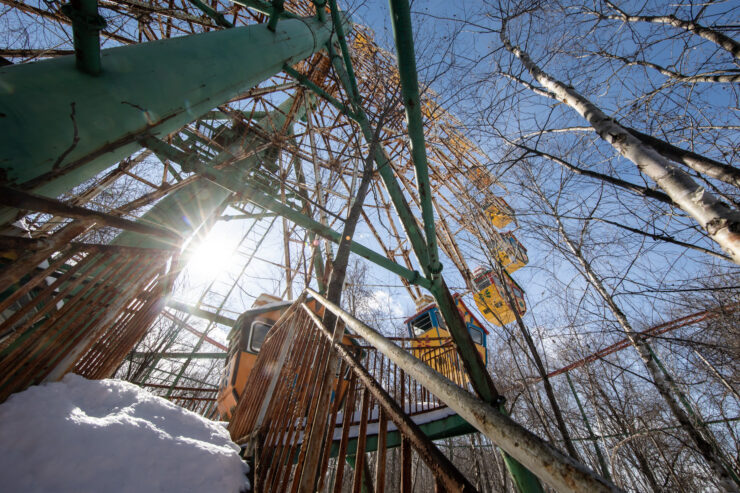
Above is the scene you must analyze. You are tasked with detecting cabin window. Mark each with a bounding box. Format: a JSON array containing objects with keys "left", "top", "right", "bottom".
[
  {"left": 469, "top": 327, "right": 483, "bottom": 345},
  {"left": 409, "top": 311, "right": 434, "bottom": 337},
  {"left": 434, "top": 309, "right": 448, "bottom": 332},
  {"left": 249, "top": 321, "right": 272, "bottom": 353},
  {"left": 473, "top": 274, "right": 491, "bottom": 292}
]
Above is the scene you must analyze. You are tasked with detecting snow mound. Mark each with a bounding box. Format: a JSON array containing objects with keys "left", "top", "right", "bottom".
[{"left": 0, "top": 374, "right": 249, "bottom": 493}]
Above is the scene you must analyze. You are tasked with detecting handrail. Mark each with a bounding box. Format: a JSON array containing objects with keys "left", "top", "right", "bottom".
[{"left": 307, "top": 288, "right": 622, "bottom": 493}]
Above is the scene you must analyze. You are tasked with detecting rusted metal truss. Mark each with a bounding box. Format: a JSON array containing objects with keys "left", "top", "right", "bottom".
[{"left": 0, "top": 242, "right": 176, "bottom": 400}]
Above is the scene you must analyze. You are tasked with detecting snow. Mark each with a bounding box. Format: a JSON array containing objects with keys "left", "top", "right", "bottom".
[{"left": 0, "top": 374, "right": 249, "bottom": 493}]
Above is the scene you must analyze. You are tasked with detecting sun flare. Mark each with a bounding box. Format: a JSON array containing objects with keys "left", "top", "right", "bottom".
[{"left": 184, "top": 234, "right": 236, "bottom": 280}]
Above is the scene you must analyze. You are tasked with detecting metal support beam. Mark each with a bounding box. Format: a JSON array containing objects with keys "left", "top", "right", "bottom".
[
  {"left": 325, "top": 2, "right": 431, "bottom": 276},
  {"left": 161, "top": 311, "right": 228, "bottom": 351},
  {"left": 225, "top": 169, "right": 430, "bottom": 288},
  {"left": 131, "top": 351, "right": 225, "bottom": 359},
  {"left": 185, "top": 0, "right": 234, "bottom": 28},
  {"left": 117, "top": 95, "right": 311, "bottom": 249},
  {"left": 325, "top": 1, "right": 508, "bottom": 439},
  {"left": 387, "top": 0, "right": 441, "bottom": 277},
  {"left": 307, "top": 288, "right": 621, "bottom": 493},
  {"left": 0, "top": 185, "right": 180, "bottom": 242},
  {"left": 61, "top": 0, "right": 105, "bottom": 75},
  {"left": 283, "top": 65, "right": 356, "bottom": 118},
  {"left": 0, "top": 12, "right": 345, "bottom": 223},
  {"left": 166, "top": 299, "right": 237, "bottom": 327}
]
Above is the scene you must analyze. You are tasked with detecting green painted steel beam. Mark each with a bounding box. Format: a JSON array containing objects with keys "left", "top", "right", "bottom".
[
  {"left": 283, "top": 65, "right": 356, "bottom": 119},
  {"left": 0, "top": 13, "right": 345, "bottom": 224},
  {"left": 266, "top": 0, "right": 285, "bottom": 32},
  {"left": 61, "top": 0, "right": 106, "bottom": 75},
  {"left": 239, "top": 181, "right": 430, "bottom": 288},
  {"left": 387, "top": 0, "right": 441, "bottom": 277},
  {"left": 327, "top": 0, "right": 496, "bottom": 406},
  {"left": 185, "top": 0, "right": 234, "bottom": 28},
  {"left": 336, "top": 413, "right": 475, "bottom": 457},
  {"left": 325, "top": 3, "right": 431, "bottom": 277},
  {"left": 229, "top": 0, "right": 300, "bottom": 19},
  {"left": 287, "top": 413, "right": 474, "bottom": 464}
]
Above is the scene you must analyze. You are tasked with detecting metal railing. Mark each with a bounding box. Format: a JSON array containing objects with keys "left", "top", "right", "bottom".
[
  {"left": 0, "top": 243, "right": 174, "bottom": 401},
  {"left": 227, "top": 296, "right": 474, "bottom": 492},
  {"left": 141, "top": 383, "right": 219, "bottom": 416},
  {"left": 226, "top": 289, "right": 620, "bottom": 493}
]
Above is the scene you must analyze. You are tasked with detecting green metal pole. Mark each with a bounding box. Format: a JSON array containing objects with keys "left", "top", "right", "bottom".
[
  {"left": 0, "top": 13, "right": 346, "bottom": 223},
  {"left": 325, "top": 2, "right": 495, "bottom": 404},
  {"left": 325, "top": 2, "right": 431, "bottom": 275},
  {"left": 166, "top": 299, "right": 237, "bottom": 327},
  {"left": 387, "top": 0, "right": 442, "bottom": 277},
  {"left": 185, "top": 0, "right": 234, "bottom": 28},
  {"left": 61, "top": 0, "right": 106, "bottom": 75},
  {"left": 566, "top": 371, "right": 612, "bottom": 481}
]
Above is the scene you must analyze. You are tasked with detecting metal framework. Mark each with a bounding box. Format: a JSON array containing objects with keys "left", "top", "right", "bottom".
[{"left": 0, "top": 0, "right": 664, "bottom": 491}]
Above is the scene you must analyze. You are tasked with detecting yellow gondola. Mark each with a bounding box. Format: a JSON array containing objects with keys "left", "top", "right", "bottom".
[
  {"left": 489, "top": 231, "right": 528, "bottom": 273},
  {"left": 472, "top": 267, "right": 526, "bottom": 326},
  {"left": 405, "top": 295, "right": 488, "bottom": 383},
  {"left": 485, "top": 196, "right": 515, "bottom": 229},
  {"left": 215, "top": 294, "right": 288, "bottom": 420},
  {"left": 215, "top": 294, "right": 351, "bottom": 421}
]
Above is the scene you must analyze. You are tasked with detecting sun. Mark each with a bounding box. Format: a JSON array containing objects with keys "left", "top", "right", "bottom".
[{"left": 184, "top": 233, "right": 236, "bottom": 281}]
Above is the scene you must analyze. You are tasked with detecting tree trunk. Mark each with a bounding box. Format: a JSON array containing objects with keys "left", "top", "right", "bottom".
[
  {"left": 500, "top": 22, "right": 740, "bottom": 263},
  {"left": 498, "top": 265, "right": 582, "bottom": 461},
  {"left": 550, "top": 207, "right": 739, "bottom": 492}
]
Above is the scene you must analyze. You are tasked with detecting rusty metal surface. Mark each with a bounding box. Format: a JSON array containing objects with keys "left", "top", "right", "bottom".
[
  {"left": 0, "top": 185, "right": 181, "bottom": 242},
  {"left": 0, "top": 243, "right": 174, "bottom": 401},
  {"left": 308, "top": 288, "right": 622, "bottom": 493},
  {"left": 226, "top": 297, "right": 478, "bottom": 493}
]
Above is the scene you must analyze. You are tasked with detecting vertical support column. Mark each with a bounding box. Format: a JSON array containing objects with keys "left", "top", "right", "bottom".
[
  {"left": 61, "top": 0, "right": 106, "bottom": 75},
  {"left": 0, "top": 12, "right": 346, "bottom": 224},
  {"left": 400, "top": 436, "right": 412, "bottom": 493},
  {"left": 387, "top": 0, "right": 441, "bottom": 277}
]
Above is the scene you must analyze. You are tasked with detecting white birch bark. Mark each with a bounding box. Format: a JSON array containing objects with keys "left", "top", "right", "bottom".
[
  {"left": 600, "top": 0, "right": 740, "bottom": 60},
  {"left": 552, "top": 212, "right": 740, "bottom": 493},
  {"left": 500, "top": 22, "right": 740, "bottom": 264}
]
